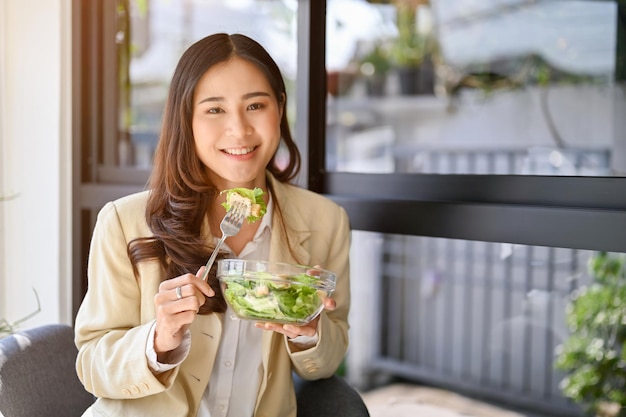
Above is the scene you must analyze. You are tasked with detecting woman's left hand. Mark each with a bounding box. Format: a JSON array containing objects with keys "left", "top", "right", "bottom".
[{"left": 254, "top": 297, "right": 336, "bottom": 338}]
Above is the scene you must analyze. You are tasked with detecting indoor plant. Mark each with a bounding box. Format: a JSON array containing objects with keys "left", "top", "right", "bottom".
[
  {"left": 359, "top": 42, "right": 392, "bottom": 96},
  {"left": 555, "top": 252, "right": 626, "bottom": 417},
  {"left": 390, "top": 0, "right": 432, "bottom": 94}
]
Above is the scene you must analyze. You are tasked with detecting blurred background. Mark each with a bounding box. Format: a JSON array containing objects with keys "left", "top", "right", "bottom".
[{"left": 2, "top": 1, "right": 626, "bottom": 416}]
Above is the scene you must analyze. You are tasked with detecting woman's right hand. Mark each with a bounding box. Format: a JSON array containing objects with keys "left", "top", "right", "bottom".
[{"left": 153, "top": 267, "right": 215, "bottom": 353}]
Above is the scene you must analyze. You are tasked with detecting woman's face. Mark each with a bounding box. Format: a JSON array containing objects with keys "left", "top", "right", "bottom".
[{"left": 192, "top": 57, "right": 283, "bottom": 191}]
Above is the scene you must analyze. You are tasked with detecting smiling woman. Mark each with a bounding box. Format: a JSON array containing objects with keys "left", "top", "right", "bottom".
[{"left": 73, "top": 32, "right": 356, "bottom": 417}]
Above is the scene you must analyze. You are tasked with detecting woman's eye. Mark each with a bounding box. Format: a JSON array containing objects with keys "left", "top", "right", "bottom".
[
  {"left": 207, "top": 107, "right": 223, "bottom": 114},
  {"left": 247, "top": 103, "right": 265, "bottom": 111}
]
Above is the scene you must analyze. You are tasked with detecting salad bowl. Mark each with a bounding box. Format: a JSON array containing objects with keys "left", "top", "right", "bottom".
[{"left": 216, "top": 259, "right": 337, "bottom": 325}]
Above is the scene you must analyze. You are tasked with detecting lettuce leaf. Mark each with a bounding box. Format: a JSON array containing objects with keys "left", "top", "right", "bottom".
[
  {"left": 223, "top": 273, "right": 323, "bottom": 323},
  {"left": 220, "top": 187, "right": 267, "bottom": 223}
]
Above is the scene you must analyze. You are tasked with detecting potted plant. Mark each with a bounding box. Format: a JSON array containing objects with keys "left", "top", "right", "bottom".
[
  {"left": 555, "top": 252, "right": 626, "bottom": 417},
  {"left": 390, "top": 0, "right": 435, "bottom": 95},
  {"left": 359, "top": 42, "right": 392, "bottom": 96}
]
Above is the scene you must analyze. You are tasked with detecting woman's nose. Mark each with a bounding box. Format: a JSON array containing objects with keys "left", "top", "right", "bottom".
[{"left": 226, "top": 111, "right": 252, "bottom": 138}]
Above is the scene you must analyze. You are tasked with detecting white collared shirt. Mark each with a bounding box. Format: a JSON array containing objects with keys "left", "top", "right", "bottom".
[{"left": 198, "top": 200, "right": 273, "bottom": 417}]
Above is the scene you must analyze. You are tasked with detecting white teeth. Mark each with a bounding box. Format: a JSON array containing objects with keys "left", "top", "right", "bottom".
[{"left": 224, "top": 146, "right": 255, "bottom": 155}]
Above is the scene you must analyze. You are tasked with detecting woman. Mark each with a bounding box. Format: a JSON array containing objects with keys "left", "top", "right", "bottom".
[{"left": 74, "top": 33, "right": 351, "bottom": 417}]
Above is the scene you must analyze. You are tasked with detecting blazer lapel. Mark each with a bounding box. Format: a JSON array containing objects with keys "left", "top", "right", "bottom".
[{"left": 267, "top": 176, "right": 312, "bottom": 267}]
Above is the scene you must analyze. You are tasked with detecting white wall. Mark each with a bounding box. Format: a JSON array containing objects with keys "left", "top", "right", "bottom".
[{"left": 0, "top": 0, "right": 72, "bottom": 329}]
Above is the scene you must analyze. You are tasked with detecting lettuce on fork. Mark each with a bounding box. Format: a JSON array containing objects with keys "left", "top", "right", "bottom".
[{"left": 220, "top": 187, "right": 267, "bottom": 223}]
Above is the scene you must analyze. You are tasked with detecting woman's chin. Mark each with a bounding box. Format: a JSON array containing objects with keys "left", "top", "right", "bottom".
[{"left": 213, "top": 172, "right": 266, "bottom": 189}]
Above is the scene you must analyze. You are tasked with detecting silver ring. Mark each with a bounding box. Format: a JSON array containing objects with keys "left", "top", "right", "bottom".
[{"left": 175, "top": 286, "right": 183, "bottom": 300}]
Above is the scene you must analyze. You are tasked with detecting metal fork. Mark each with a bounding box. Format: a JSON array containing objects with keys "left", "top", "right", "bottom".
[{"left": 200, "top": 201, "right": 247, "bottom": 282}]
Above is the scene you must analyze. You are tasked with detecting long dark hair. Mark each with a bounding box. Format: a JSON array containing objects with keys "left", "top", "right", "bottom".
[{"left": 128, "top": 33, "right": 301, "bottom": 314}]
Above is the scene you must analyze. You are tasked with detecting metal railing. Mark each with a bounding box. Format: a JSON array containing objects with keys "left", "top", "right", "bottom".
[{"left": 365, "top": 236, "right": 592, "bottom": 416}]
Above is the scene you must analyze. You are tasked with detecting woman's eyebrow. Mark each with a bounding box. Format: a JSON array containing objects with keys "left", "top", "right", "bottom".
[
  {"left": 198, "top": 96, "right": 223, "bottom": 105},
  {"left": 197, "top": 91, "right": 271, "bottom": 105},
  {"left": 242, "top": 91, "right": 271, "bottom": 100}
]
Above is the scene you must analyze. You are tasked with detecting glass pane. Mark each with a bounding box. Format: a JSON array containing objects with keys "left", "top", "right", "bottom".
[
  {"left": 117, "top": 0, "right": 298, "bottom": 169},
  {"left": 326, "top": 0, "right": 624, "bottom": 176},
  {"left": 348, "top": 230, "right": 623, "bottom": 416}
]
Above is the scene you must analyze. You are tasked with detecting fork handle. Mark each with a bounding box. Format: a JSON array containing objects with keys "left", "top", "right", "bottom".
[{"left": 200, "top": 235, "right": 227, "bottom": 282}]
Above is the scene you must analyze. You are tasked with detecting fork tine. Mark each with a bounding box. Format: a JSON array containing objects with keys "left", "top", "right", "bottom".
[
  {"left": 224, "top": 205, "right": 236, "bottom": 221},
  {"left": 235, "top": 211, "right": 245, "bottom": 227},
  {"left": 222, "top": 201, "right": 246, "bottom": 227},
  {"left": 233, "top": 201, "right": 247, "bottom": 218},
  {"left": 235, "top": 203, "right": 247, "bottom": 227},
  {"left": 225, "top": 201, "right": 242, "bottom": 219}
]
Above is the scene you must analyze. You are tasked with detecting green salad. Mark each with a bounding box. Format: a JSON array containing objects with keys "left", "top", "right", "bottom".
[
  {"left": 220, "top": 187, "right": 267, "bottom": 223},
  {"left": 222, "top": 272, "right": 325, "bottom": 323}
]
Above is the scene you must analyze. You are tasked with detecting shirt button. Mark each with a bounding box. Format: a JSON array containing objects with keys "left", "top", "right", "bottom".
[
  {"left": 224, "top": 361, "right": 232, "bottom": 367},
  {"left": 230, "top": 314, "right": 238, "bottom": 320},
  {"left": 219, "top": 404, "right": 225, "bottom": 411}
]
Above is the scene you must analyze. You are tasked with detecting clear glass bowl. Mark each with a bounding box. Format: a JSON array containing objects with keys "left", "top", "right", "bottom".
[{"left": 217, "top": 259, "right": 337, "bottom": 325}]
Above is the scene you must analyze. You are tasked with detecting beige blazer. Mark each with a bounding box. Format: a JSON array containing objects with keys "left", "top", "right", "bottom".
[{"left": 74, "top": 174, "right": 351, "bottom": 417}]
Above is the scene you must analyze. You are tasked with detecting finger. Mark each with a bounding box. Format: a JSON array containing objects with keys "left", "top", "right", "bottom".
[
  {"left": 323, "top": 297, "right": 336, "bottom": 310},
  {"left": 283, "top": 324, "right": 316, "bottom": 337},
  {"left": 156, "top": 289, "right": 201, "bottom": 315},
  {"left": 195, "top": 266, "right": 216, "bottom": 297},
  {"left": 306, "top": 266, "right": 322, "bottom": 276},
  {"left": 255, "top": 322, "right": 316, "bottom": 338},
  {"left": 174, "top": 285, "right": 184, "bottom": 301},
  {"left": 159, "top": 272, "right": 215, "bottom": 299},
  {"left": 163, "top": 283, "right": 198, "bottom": 304},
  {"left": 159, "top": 273, "right": 196, "bottom": 291},
  {"left": 255, "top": 322, "right": 296, "bottom": 338}
]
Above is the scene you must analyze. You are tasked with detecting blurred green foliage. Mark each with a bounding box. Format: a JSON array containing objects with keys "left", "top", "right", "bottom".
[
  {"left": 0, "top": 289, "right": 40, "bottom": 339},
  {"left": 555, "top": 252, "right": 626, "bottom": 417}
]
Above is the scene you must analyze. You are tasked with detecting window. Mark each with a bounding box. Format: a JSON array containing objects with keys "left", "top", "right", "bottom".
[
  {"left": 326, "top": 0, "right": 624, "bottom": 176},
  {"left": 313, "top": 0, "right": 626, "bottom": 253}
]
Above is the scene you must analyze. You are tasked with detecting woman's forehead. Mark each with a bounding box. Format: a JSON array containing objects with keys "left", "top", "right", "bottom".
[{"left": 192, "top": 57, "right": 275, "bottom": 104}]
